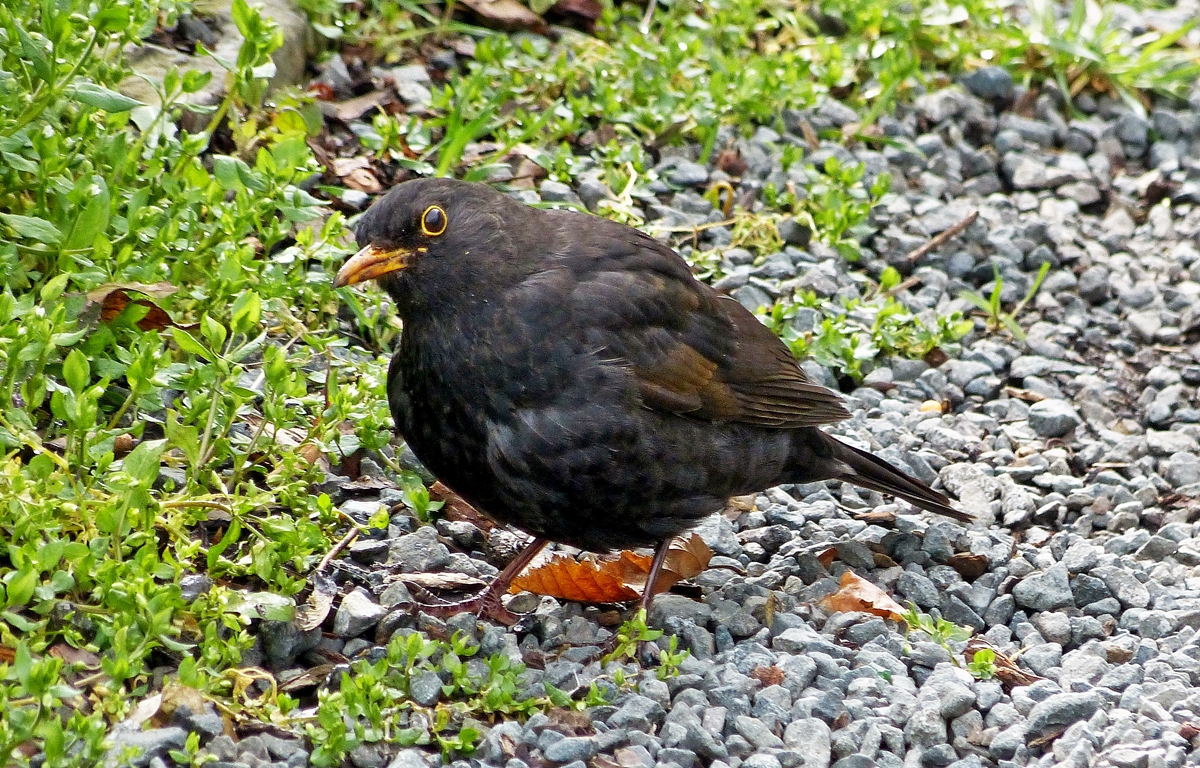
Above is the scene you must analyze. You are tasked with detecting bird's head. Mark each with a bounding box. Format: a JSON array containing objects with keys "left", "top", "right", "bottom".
[{"left": 334, "top": 178, "right": 532, "bottom": 314}]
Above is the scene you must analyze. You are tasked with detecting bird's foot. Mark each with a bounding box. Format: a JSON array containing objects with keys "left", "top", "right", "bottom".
[
  {"left": 405, "top": 583, "right": 525, "bottom": 626},
  {"left": 401, "top": 537, "right": 550, "bottom": 627}
]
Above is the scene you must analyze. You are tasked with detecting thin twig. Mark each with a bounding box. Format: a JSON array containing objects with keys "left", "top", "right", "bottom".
[
  {"left": 881, "top": 275, "right": 923, "bottom": 299},
  {"left": 906, "top": 210, "right": 978, "bottom": 263},
  {"left": 317, "top": 526, "right": 360, "bottom": 573},
  {"left": 639, "top": 0, "right": 657, "bottom": 33}
]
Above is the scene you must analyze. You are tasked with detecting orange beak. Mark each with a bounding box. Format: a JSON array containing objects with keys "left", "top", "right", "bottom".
[{"left": 333, "top": 244, "right": 413, "bottom": 288}]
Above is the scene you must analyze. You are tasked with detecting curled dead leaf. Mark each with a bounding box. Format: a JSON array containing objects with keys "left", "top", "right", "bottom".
[
  {"left": 294, "top": 572, "right": 337, "bottom": 631},
  {"left": 965, "top": 637, "right": 1044, "bottom": 690},
  {"left": 458, "top": 0, "right": 548, "bottom": 33},
  {"left": 948, "top": 553, "right": 989, "bottom": 580},
  {"left": 819, "top": 571, "right": 906, "bottom": 622},
  {"left": 816, "top": 546, "right": 839, "bottom": 568},
  {"left": 343, "top": 167, "right": 382, "bottom": 194},
  {"left": 510, "top": 532, "right": 712, "bottom": 603},
  {"left": 86, "top": 282, "right": 182, "bottom": 331}
]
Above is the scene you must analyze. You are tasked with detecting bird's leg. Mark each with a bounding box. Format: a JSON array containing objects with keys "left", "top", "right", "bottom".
[
  {"left": 634, "top": 539, "right": 674, "bottom": 663},
  {"left": 410, "top": 537, "right": 548, "bottom": 626},
  {"left": 600, "top": 539, "right": 674, "bottom": 662},
  {"left": 639, "top": 538, "right": 673, "bottom": 612}
]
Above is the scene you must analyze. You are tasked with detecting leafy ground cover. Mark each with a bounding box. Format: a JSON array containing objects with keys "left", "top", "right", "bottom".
[{"left": 1, "top": 0, "right": 1198, "bottom": 762}]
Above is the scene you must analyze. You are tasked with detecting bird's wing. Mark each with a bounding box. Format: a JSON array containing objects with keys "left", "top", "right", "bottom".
[{"left": 565, "top": 225, "right": 850, "bottom": 428}]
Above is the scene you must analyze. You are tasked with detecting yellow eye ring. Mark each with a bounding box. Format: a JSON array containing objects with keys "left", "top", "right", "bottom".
[{"left": 421, "top": 205, "right": 448, "bottom": 237}]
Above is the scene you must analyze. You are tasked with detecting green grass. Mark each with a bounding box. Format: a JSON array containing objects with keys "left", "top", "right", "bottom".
[{"left": 1, "top": 0, "right": 1198, "bottom": 761}]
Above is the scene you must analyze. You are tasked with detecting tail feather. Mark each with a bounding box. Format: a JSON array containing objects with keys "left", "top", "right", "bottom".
[{"left": 828, "top": 436, "right": 972, "bottom": 523}]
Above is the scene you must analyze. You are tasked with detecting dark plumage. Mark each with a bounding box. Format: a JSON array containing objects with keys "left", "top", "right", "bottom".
[{"left": 335, "top": 178, "right": 969, "bottom": 621}]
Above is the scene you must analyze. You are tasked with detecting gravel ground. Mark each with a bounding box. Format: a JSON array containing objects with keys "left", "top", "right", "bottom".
[{"left": 146, "top": 57, "right": 1200, "bottom": 768}]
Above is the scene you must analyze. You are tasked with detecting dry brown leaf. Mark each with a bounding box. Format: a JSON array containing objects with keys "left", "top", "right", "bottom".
[
  {"left": 819, "top": 571, "right": 906, "bottom": 621},
  {"left": 49, "top": 643, "right": 101, "bottom": 668},
  {"left": 948, "top": 553, "right": 989, "bottom": 580},
  {"left": 331, "top": 157, "right": 370, "bottom": 176},
  {"left": 816, "top": 546, "right": 839, "bottom": 568},
  {"left": 86, "top": 283, "right": 182, "bottom": 331},
  {"left": 509, "top": 552, "right": 642, "bottom": 603},
  {"left": 152, "top": 684, "right": 208, "bottom": 728},
  {"left": 855, "top": 509, "right": 897, "bottom": 525},
  {"left": 280, "top": 664, "right": 336, "bottom": 693},
  {"left": 546, "top": 0, "right": 601, "bottom": 28},
  {"left": 965, "top": 637, "right": 1043, "bottom": 690},
  {"left": 510, "top": 533, "right": 712, "bottom": 603},
  {"left": 723, "top": 494, "right": 756, "bottom": 520},
  {"left": 294, "top": 572, "right": 337, "bottom": 631},
  {"left": 749, "top": 665, "right": 785, "bottom": 688},
  {"left": 343, "top": 167, "right": 382, "bottom": 194},
  {"left": 319, "top": 90, "right": 393, "bottom": 123},
  {"left": 458, "top": 0, "right": 548, "bottom": 32}
]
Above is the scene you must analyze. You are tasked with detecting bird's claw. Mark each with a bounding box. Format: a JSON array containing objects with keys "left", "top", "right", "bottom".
[{"left": 406, "top": 584, "right": 526, "bottom": 626}]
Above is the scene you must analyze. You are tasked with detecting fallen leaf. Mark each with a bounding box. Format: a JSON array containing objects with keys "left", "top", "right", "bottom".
[
  {"left": 510, "top": 533, "right": 712, "bottom": 603},
  {"left": 750, "top": 665, "right": 785, "bottom": 687},
  {"left": 86, "top": 282, "right": 181, "bottom": 331},
  {"left": 279, "top": 664, "right": 336, "bottom": 693},
  {"left": 509, "top": 552, "right": 641, "bottom": 603},
  {"left": 331, "top": 156, "right": 371, "bottom": 176},
  {"left": 816, "top": 546, "right": 838, "bottom": 568},
  {"left": 923, "top": 347, "right": 950, "bottom": 367},
  {"left": 294, "top": 572, "right": 337, "bottom": 630},
  {"left": 458, "top": 0, "right": 548, "bottom": 32},
  {"left": 948, "top": 553, "right": 989, "bottom": 580},
  {"left": 115, "top": 693, "right": 163, "bottom": 732},
  {"left": 153, "top": 684, "right": 208, "bottom": 728},
  {"left": 545, "top": 0, "right": 602, "bottom": 29},
  {"left": 819, "top": 571, "right": 906, "bottom": 622},
  {"left": 723, "top": 494, "right": 756, "bottom": 520},
  {"left": 319, "top": 89, "right": 393, "bottom": 122},
  {"left": 343, "top": 167, "right": 382, "bottom": 194},
  {"left": 48, "top": 644, "right": 101, "bottom": 668},
  {"left": 546, "top": 708, "right": 594, "bottom": 736},
  {"left": 965, "top": 637, "right": 1043, "bottom": 690},
  {"left": 715, "top": 148, "right": 747, "bottom": 177},
  {"left": 855, "top": 509, "right": 897, "bottom": 525}
]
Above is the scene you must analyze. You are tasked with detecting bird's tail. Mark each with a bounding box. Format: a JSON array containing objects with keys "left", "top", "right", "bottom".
[{"left": 819, "top": 433, "right": 972, "bottom": 523}]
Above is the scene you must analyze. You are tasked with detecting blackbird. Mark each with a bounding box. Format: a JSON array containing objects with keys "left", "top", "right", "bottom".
[{"left": 335, "top": 177, "right": 969, "bottom": 623}]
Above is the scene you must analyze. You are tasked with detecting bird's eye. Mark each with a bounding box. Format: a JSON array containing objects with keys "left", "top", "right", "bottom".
[{"left": 421, "top": 205, "right": 447, "bottom": 237}]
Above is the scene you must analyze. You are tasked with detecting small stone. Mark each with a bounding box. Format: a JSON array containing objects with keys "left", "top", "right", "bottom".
[
  {"left": 667, "top": 161, "right": 709, "bottom": 187},
  {"left": 609, "top": 695, "right": 665, "bottom": 731},
  {"left": 1094, "top": 566, "right": 1150, "bottom": 609},
  {"left": 782, "top": 718, "right": 831, "bottom": 768},
  {"left": 1146, "top": 430, "right": 1199, "bottom": 456},
  {"left": 1028, "top": 400, "right": 1082, "bottom": 437},
  {"left": 544, "top": 737, "right": 598, "bottom": 763},
  {"left": 540, "top": 180, "right": 583, "bottom": 207},
  {"left": 407, "top": 669, "right": 443, "bottom": 707},
  {"left": 1013, "top": 563, "right": 1074, "bottom": 612},
  {"left": 388, "top": 749, "right": 431, "bottom": 768},
  {"left": 1025, "top": 692, "right": 1101, "bottom": 741},
  {"left": 734, "top": 715, "right": 784, "bottom": 750},
  {"left": 388, "top": 526, "right": 450, "bottom": 572},
  {"left": 103, "top": 727, "right": 188, "bottom": 768},
  {"left": 962, "top": 67, "right": 1014, "bottom": 101},
  {"left": 333, "top": 589, "right": 386, "bottom": 638}
]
